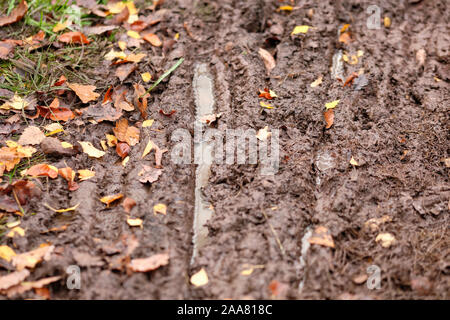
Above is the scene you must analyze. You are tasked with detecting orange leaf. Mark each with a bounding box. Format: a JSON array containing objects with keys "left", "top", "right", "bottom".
[
  {"left": 68, "top": 83, "right": 100, "bottom": 103},
  {"left": 102, "top": 86, "right": 113, "bottom": 105},
  {"left": 324, "top": 109, "right": 334, "bottom": 129},
  {"left": 58, "top": 167, "right": 79, "bottom": 191},
  {"left": 100, "top": 193, "right": 124, "bottom": 207},
  {"left": 123, "top": 197, "right": 136, "bottom": 213},
  {"left": 143, "top": 33, "right": 162, "bottom": 47},
  {"left": 25, "top": 164, "right": 59, "bottom": 179},
  {"left": 308, "top": 226, "right": 335, "bottom": 248},
  {"left": 37, "top": 99, "right": 75, "bottom": 122},
  {"left": 116, "top": 142, "right": 130, "bottom": 159},
  {"left": 0, "top": 0, "right": 28, "bottom": 27},
  {"left": 338, "top": 32, "right": 352, "bottom": 44},
  {"left": 58, "top": 31, "right": 90, "bottom": 44},
  {"left": 113, "top": 118, "right": 140, "bottom": 146}
]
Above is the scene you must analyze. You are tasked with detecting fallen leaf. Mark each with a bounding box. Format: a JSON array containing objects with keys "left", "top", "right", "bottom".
[
  {"left": 0, "top": 41, "right": 16, "bottom": 59},
  {"left": 277, "top": 5, "right": 294, "bottom": 11},
  {"left": 291, "top": 25, "right": 311, "bottom": 35},
  {"left": 104, "top": 49, "right": 127, "bottom": 61},
  {"left": 258, "top": 48, "right": 276, "bottom": 74},
  {"left": 11, "top": 179, "right": 41, "bottom": 205},
  {"left": 0, "top": 269, "right": 29, "bottom": 291},
  {"left": 123, "top": 197, "right": 136, "bottom": 213},
  {"left": 324, "top": 108, "right": 334, "bottom": 130},
  {"left": 153, "top": 203, "right": 167, "bottom": 216},
  {"left": 118, "top": 41, "right": 127, "bottom": 51},
  {"left": 190, "top": 268, "right": 208, "bottom": 287},
  {"left": 53, "top": 19, "right": 72, "bottom": 32},
  {"left": 138, "top": 165, "right": 162, "bottom": 184},
  {"left": 102, "top": 86, "right": 113, "bottom": 105},
  {"left": 11, "top": 245, "right": 55, "bottom": 271},
  {"left": 78, "top": 169, "right": 95, "bottom": 181},
  {"left": 78, "top": 141, "right": 106, "bottom": 158},
  {"left": 142, "top": 119, "right": 154, "bottom": 128},
  {"left": 0, "top": 0, "right": 28, "bottom": 27},
  {"left": 113, "top": 118, "right": 140, "bottom": 146},
  {"left": 364, "top": 215, "right": 392, "bottom": 232},
  {"left": 114, "top": 90, "right": 134, "bottom": 112},
  {"left": 416, "top": 49, "right": 426, "bottom": 66},
  {"left": 268, "top": 280, "right": 289, "bottom": 298},
  {"left": 133, "top": 83, "right": 149, "bottom": 119},
  {"left": 260, "top": 101, "right": 273, "bottom": 109},
  {"left": 73, "top": 251, "right": 104, "bottom": 267},
  {"left": 83, "top": 25, "right": 117, "bottom": 35},
  {"left": 58, "top": 31, "right": 90, "bottom": 44},
  {"left": 116, "top": 63, "right": 137, "bottom": 81},
  {"left": 308, "top": 226, "right": 335, "bottom": 248},
  {"left": 7, "top": 226, "right": 25, "bottom": 238},
  {"left": 18, "top": 126, "right": 46, "bottom": 145},
  {"left": 339, "top": 32, "right": 352, "bottom": 44},
  {"left": 44, "top": 122, "right": 64, "bottom": 133},
  {"left": 384, "top": 16, "right": 391, "bottom": 28},
  {"left": 0, "top": 245, "right": 16, "bottom": 262},
  {"left": 258, "top": 88, "right": 277, "bottom": 100},
  {"left": 44, "top": 203, "right": 79, "bottom": 213},
  {"left": 127, "top": 30, "right": 141, "bottom": 39},
  {"left": 141, "top": 72, "right": 152, "bottom": 82},
  {"left": 3, "top": 276, "right": 60, "bottom": 298},
  {"left": 59, "top": 167, "right": 79, "bottom": 191},
  {"left": 352, "top": 274, "right": 368, "bottom": 285},
  {"left": 310, "top": 75, "right": 323, "bottom": 88},
  {"left": 106, "top": 6, "right": 129, "bottom": 25},
  {"left": 68, "top": 83, "right": 100, "bottom": 103},
  {"left": 127, "top": 217, "right": 143, "bottom": 228},
  {"left": 325, "top": 99, "right": 340, "bottom": 109},
  {"left": 129, "top": 253, "right": 169, "bottom": 272},
  {"left": 24, "top": 164, "right": 59, "bottom": 179},
  {"left": 100, "top": 193, "right": 124, "bottom": 207},
  {"left": 143, "top": 33, "right": 162, "bottom": 47},
  {"left": 116, "top": 142, "right": 130, "bottom": 159},
  {"left": 375, "top": 233, "right": 396, "bottom": 248},
  {"left": 0, "top": 93, "right": 29, "bottom": 110},
  {"left": 256, "top": 126, "right": 272, "bottom": 141},
  {"left": 350, "top": 156, "right": 359, "bottom": 166},
  {"left": 40, "top": 137, "right": 78, "bottom": 157},
  {"left": 159, "top": 109, "right": 176, "bottom": 117}
]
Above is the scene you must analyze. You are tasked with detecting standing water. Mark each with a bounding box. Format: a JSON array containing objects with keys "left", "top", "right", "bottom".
[{"left": 191, "top": 63, "right": 215, "bottom": 264}]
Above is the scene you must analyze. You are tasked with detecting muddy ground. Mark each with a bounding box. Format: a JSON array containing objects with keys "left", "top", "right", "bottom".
[{"left": 0, "top": 0, "right": 449, "bottom": 299}]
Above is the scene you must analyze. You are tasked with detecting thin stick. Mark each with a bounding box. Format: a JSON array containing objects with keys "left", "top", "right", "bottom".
[{"left": 262, "top": 210, "right": 286, "bottom": 256}]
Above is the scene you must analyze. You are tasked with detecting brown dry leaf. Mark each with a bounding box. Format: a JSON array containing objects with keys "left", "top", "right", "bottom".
[
  {"left": 116, "top": 63, "right": 137, "bottom": 81},
  {"left": 0, "top": 0, "right": 28, "bottom": 27},
  {"left": 123, "top": 197, "right": 136, "bottom": 213},
  {"left": 78, "top": 141, "right": 106, "bottom": 158},
  {"left": 190, "top": 268, "right": 208, "bottom": 287},
  {"left": 0, "top": 269, "right": 30, "bottom": 291},
  {"left": 114, "top": 90, "right": 134, "bottom": 112},
  {"left": 268, "top": 280, "right": 289, "bottom": 298},
  {"left": 68, "top": 83, "right": 100, "bottom": 103},
  {"left": 352, "top": 274, "right": 368, "bottom": 285},
  {"left": 310, "top": 75, "right": 323, "bottom": 88},
  {"left": 107, "top": 6, "right": 129, "bottom": 25},
  {"left": 339, "top": 32, "right": 352, "bottom": 44},
  {"left": 83, "top": 25, "right": 117, "bottom": 36},
  {"left": 308, "top": 226, "right": 335, "bottom": 248},
  {"left": 11, "top": 245, "right": 55, "bottom": 271},
  {"left": 37, "top": 100, "right": 75, "bottom": 122},
  {"left": 143, "top": 33, "right": 162, "bottom": 47},
  {"left": 73, "top": 251, "right": 104, "bottom": 267},
  {"left": 258, "top": 48, "right": 276, "bottom": 73},
  {"left": 83, "top": 103, "right": 122, "bottom": 123},
  {"left": 0, "top": 245, "right": 16, "bottom": 262},
  {"left": 24, "top": 163, "right": 59, "bottom": 179},
  {"left": 40, "top": 137, "right": 78, "bottom": 157},
  {"left": 129, "top": 253, "right": 169, "bottom": 272},
  {"left": 113, "top": 118, "right": 140, "bottom": 146},
  {"left": 18, "top": 126, "right": 46, "bottom": 145},
  {"left": 102, "top": 86, "right": 113, "bottom": 105},
  {"left": 58, "top": 31, "right": 90, "bottom": 44},
  {"left": 100, "top": 193, "right": 124, "bottom": 207},
  {"left": 324, "top": 109, "right": 334, "bottom": 129},
  {"left": 116, "top": 142, "right": 130, "bottom": 159},
  {"left": 0, "top": 41, "right": 16, "bottom": 59},
  {"left": 3, "top": 276, "right": 60, "bottom": 298},
  {"left": 53, "top": 19, "right": 72, "bottom": 32},
  {"left": 138, "top": 165, "right": 162, "bottom": 184},
  {"left": 133, "top": 83, "right": 149, "bottom": 119},
  {"left": 59, "top": 167, "right": 79, "bottom": 191},
  {"left": 11, "top": 179, "right": 41, "bottom": 206},
  {"left": 0, "top": 141, "right": 36, "bottom": 174}
]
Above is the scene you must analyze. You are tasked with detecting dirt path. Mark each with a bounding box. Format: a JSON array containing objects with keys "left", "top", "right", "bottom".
[{"left": 0, "top": 0, "right": 448, "bottom": 300}]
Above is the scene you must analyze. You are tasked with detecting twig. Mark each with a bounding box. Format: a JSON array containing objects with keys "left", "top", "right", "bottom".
[{"left": 262, "top": 209, "right": 286, "bottom": 256}]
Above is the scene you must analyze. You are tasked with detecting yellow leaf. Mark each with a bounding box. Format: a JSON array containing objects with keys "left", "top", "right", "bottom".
[
  {"left": 118, "top": 41, "right": 127, "bottom": 51},
  {"left": 277, "top": 5, "right": 293, "bottom": 11},
  {"left": 142, "top": 139, "right": 157, "bottom": 159},
  {"left": 45, "top": 128, "right": 64, "bottom": 136},
  {"left": 127, "top": 30, "right": 141, "bottom": 39},
  {"left": 44, "top": 203, "right": 80, "bottom": 213},
  {"left": 340, "top": 24, "right": 350, "bottom": 33},
  {"left": 174, "top": 33, "right": 180, "bottom": 40},
  {"left": 325, "top": 99, "right": 340, "bottom": 109},
  {"left": 0, "top": 94, "right": 29, "bottom": 110},
  {"left": 128, "top": 14, "right": 139, "bottom": 24},
  {"left": 127, "top": 217, "right": 143, "bottom": 228},
  {"left": 78, "top": 169, "right": 95, "bottom": 181},
  {"left": 6, "top": 220, "right": 20, "bottom": 229},
  {"left": 106, "top": 1, "right": 126, "bottom": 13},
  {"left": 100, "top": 140, "right": 107, "bottom": 150},
  {"left": 142, "top": 119, "right": 154, "bottom": 128},
  {"left": 350, "top": 156, "right": 359, "bottom": 166},
  {"left": 7, "top": 226, "right": 25, "bottom": 238},
  {"left": 100, "top": 194, "right": 124, "bottom": 207},
  {"left": 78, "top": 141, "right": 106, "bottom": 158},
  {"left": 291, "top": 25, "right": 311, "bottom": 35},
  {"left": 190, "top": 268, "right": 208, "bottom": 287},
  {"left": 260, "top": 101, "right": 274, "bottom": 109},
  {"left": 106, "top": 134, "right": 118, "bottom": 147},
  {"left": 0, "top": 245, "right": 16, "bottom": 262},
  {"left": 141, "top": 72, "right": 152, "bottom": 83},
  {"left": 384, "top": 16, "right": 391, "bottom": 28},
  {"left": 104, "top": 49, "right": 127, "bottom": 61},
  {"left": 122, "top": 156, "right": 129, "bottom": 167},
  {"left": 241, "top": 268, "right": 254, "bottom": 276},
  {"left": 61, "top": 141, "right": 73, "bottom": 149},
  {"left": 153, "top": 203, "right": 167, "bottom": 216},
  {"left": 44, "top": 123, "right": 63, "bottom": 132},
  {"left": 53, "top": 19, "right": 71, "bottom": 32}
]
